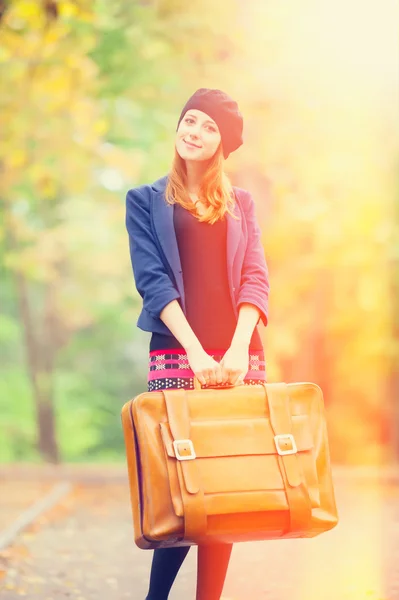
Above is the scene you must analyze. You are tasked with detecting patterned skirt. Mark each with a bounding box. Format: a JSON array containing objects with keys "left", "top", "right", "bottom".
[{"left": 147, "top": 348, "right": 266, "bottom": 392}]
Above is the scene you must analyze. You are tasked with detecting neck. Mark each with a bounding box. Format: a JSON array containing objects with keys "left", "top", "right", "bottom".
[{"left": 184, "top": 160, "right": 209, "bottom": 194}]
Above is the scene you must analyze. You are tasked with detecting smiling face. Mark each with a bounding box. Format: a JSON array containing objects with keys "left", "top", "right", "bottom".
[{"left": 175, "top": 109, "right": 222, "bottom": 162}]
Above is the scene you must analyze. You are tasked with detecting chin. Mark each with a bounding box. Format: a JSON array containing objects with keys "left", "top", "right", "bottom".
[{"left": 177, "top": 150, "right": 203, "bottom": 162}]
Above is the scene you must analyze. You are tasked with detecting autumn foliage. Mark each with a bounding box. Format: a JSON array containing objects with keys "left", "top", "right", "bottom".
[{"left": 0, "top": 0, "right": 398, "bottom": 466}]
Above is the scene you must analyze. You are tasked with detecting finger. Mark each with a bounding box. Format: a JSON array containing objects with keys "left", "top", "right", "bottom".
[
  {"left": 229, "top": 370, "right": 242, "bottom": 386},
  {"left": 235, "top": 374, "right": 245, "bottom": 386},
  {"left": 203, "top": 369, "right": 213, "bottom": 387},
  {"left": 201, "top": 373, "right": 209, "bottom": 387},
  {"left": 196, "top": 373, "right": 207, "bottom": 386},
  {"left": 219, "top": 362, "right": 230, "bottom": 384},
  {"left": 226, "top": 369, "right": 237, "bottom": 385},
  {"left": 205, "top": 367, "right": 215, "bottom": 386},
  {"left": 210, "top": 361, "right": 223, "bottom": 385},
  {"left": 214, "top": 363, "right": 223, "bottom": 385}
]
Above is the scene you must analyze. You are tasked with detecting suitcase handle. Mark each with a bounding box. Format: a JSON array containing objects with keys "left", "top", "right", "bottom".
[{"left": 193, "top": 377, "right": 242, "bottom": 390}]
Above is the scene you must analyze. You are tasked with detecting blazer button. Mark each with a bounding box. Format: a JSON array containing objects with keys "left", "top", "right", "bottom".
[{"left": 233, "top": 287, "right": 236, "bottom": 291}]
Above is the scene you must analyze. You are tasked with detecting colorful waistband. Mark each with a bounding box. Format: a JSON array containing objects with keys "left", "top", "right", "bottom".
[{"left": 148, "top": 348, "right": 266, "bottom": 382}]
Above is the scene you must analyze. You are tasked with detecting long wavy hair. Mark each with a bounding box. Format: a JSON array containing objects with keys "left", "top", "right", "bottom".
[{"left": 164, "top": 143, "right": 239, "bottom": 224}]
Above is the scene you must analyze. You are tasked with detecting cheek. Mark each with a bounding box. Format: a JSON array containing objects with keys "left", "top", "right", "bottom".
[
  {"left": 175, "top": 130, "right": 187, "bottom": 147},
  {"left": 209, "top": 132, "right": 221, "bottom": 146},
  {"left": 208, "top": 137, "right": 221, "bottom": 153},
  {"left": 177, "top": 123, "right": 187, "bottom": 136}
]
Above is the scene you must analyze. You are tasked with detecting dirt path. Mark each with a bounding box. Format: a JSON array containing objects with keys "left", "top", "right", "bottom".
[{"left": 0, "top": 469, "right": 398, "bottom": 599}]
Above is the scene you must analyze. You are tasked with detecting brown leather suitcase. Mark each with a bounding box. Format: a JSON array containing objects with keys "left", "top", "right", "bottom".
[{"left": 121, "top": 380, "right": 338, "bottom": 549}]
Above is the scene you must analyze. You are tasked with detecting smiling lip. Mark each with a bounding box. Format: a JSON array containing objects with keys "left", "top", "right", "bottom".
[{"left": 184, "top": 140, "right": 201, "bottom": 149}]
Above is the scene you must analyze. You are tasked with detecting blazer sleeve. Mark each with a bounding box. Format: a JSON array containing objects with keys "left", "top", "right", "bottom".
[
  {"left": 125, "top": 187, "right": 181, "bottom": 319},
  {"left": 237, "top": 191, "right": 270, "bottom": 327}
]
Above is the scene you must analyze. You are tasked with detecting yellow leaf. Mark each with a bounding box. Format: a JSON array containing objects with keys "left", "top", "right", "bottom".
[
  {"left": 14, "top": 0, "right": 41, "bottom": 19},
  {"left": 59, "top": 1, "right": 79, "bottom": 18},
  {"left": 8, "top": 149, "right": 26, "bottom": 168},
  {"left": 0, "top": 45, "right": 11, "bottom": 63},
  {"left": 43, "top": 23, "right": 70, "bottom": 45},
  {"left": 94, "top": 119, "right": 108, "bottom": 135},
  {"left": 39, "top": 179, "right": 57, "bottom": 198}
]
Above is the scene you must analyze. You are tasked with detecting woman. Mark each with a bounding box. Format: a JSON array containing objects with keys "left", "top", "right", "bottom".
[{"left": 125, "top": 88, "right": 270, "bottom": 600}]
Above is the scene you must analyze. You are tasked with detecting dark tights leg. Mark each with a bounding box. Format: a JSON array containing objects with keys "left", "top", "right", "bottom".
[
  {"left": 145, "top": 546, "right": 191, "bottom": 600},
  {"left": 145, "top": 543, "right": 233, "bottom": 600},
  {"left": 196, "top": 543, "right": 233, "bottom": 600}
]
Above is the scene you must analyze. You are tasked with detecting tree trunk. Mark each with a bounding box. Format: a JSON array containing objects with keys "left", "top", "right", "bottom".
[{"left": 14, "top": 273, "right": 60, "bottom": 463}]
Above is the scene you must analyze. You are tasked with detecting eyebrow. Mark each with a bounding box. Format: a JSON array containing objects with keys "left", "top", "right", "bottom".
[{"left": 185, "top": 113, "right": 217, "bottom": 126}]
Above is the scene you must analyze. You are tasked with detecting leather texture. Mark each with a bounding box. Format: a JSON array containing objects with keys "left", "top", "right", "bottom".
[{"left": 121, "top": 381, "right": 338, "bottom": 549}]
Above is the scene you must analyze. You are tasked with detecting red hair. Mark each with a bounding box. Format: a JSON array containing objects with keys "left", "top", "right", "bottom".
[{"left": 164, "top": 144, "right": 239, "bottom": 224}]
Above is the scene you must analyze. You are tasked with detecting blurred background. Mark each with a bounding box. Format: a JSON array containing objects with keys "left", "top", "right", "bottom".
[{"left": 0, "top": 0, "right": 398, "bottom": 467}]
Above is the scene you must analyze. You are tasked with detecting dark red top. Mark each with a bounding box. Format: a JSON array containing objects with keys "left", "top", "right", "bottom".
[{"left": 150, "top": 203, "right": 263, "bottom": 352}]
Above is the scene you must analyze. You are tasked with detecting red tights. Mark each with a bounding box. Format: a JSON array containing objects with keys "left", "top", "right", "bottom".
[{"left": 145, "top": 543, "right": 233, "bottom": 600}]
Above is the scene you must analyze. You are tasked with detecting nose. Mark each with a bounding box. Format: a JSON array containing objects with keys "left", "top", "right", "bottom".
[{"left": 187, "top": 124, "right": 201, "bottom": 139}]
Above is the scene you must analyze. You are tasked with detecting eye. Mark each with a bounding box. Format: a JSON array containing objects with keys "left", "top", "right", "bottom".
[
  {"left": 184, "top": 117, "right": 195, "bottom": 124},
  {"left": 207, "top": 125, "right": 217, "bottom": 133}
]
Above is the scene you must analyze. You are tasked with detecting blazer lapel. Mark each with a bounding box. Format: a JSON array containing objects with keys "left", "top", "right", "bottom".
[{"left": 226, "top": 195, "right": 242, "bottom": 268}]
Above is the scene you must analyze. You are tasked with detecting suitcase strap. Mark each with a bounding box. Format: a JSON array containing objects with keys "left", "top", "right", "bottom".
[
  {"left": 266, "top": 382, "right": 312, "bottom": 533},
  {"left": 163, "top": 389, "right": 207, "bottom": 539}
]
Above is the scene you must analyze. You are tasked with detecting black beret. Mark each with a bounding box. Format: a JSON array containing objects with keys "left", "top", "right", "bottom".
[{"left": 176, "top": 88, "right": 243, "bottom": 159}]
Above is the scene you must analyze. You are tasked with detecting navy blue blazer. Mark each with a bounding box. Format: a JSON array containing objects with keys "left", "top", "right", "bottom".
[{"left": 125, "top": 175, "right": 270, "bottom": 336}]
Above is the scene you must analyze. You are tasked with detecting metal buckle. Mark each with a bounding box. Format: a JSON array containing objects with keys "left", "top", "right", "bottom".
[
  {"left": 173, "top": 439, "right": 196, "bottom": 461},
  {"left": 274, "top": 434, "right": 297, "bottom": 456}
]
